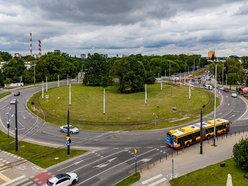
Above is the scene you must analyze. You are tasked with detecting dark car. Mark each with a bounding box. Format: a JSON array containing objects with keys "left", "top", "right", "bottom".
[{"left": 14, "top": 91, "right": 20, "bottom": 96}]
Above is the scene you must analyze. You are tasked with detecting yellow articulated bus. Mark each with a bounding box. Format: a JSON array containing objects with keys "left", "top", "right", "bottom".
[{"left": 166, "top": 118, "right": 231, "bottom": 150}]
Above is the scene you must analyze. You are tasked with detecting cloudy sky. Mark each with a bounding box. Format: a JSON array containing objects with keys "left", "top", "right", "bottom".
[{"left": 1, "top": 0, "right": 248, "bottom": 57}]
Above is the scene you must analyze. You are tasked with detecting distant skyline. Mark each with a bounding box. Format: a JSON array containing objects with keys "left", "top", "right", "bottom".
[{"left": 1, "top": 0, "right": 248, "bottom": 57}]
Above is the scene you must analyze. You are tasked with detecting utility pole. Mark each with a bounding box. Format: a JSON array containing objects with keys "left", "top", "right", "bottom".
[
  {"left": 58, "top": 74, "right": 60, "bottom": 87},
  {"left": 42, "top": 81, "right": 44, "bottom": 99},
  {"left": 103, "top": 88, "right": 106, "bottom": 115},
  {"left": 69, "top": 81, "right": 71, "bottom": 106},
  {"left": 145, "top": 84, "right": 147, "bottom": 105}
]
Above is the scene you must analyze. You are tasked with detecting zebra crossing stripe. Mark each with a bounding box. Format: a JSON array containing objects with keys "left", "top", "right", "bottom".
[
  {"left": 141, "top": 174, "right": 163, "bottom": 185},
  {"left": 147, "top": 178, "right": 167, "bottom": 186}
]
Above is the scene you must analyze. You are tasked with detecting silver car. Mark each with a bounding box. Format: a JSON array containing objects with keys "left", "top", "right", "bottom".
[{"left": 60, "top": 125, "right": 79, "bottom": 134}]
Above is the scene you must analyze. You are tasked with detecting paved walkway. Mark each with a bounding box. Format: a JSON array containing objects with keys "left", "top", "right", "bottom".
[
  {"left": 133, "top": 131, "right": 248, "bottom": 186},
  {"left": 0, "top": 150, "right": 51, "bottom": 186}
]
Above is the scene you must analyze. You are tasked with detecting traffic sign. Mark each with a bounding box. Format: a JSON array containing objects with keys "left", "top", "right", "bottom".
[
  {"left": 66, "top": 135, "right": 70, "bottom": 141},
  {"left": 66, "top": 141, "right": 70, "bottom": 146},
  {"left": 134, "top": 148, "right": 138, "bottom": 155}
]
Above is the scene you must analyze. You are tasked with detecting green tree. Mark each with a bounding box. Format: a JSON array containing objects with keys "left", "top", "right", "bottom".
[
  {"left": 111, "top": 58, "right": 145, "bottom": 93},
  {"left": 0, "top": 51, "right": 12, "bottom": 61},
  {"left": 233, "top": 138, "right": 248, "bottom": 171},
  {"left": 83, "top": 53, "right": 111, "bottom": 86},
  {"left": 2, "top": 58, "right": 26, "bottom": 83},
  {"left": 241, "top": 56, "right": 248, "bottom": 69}
]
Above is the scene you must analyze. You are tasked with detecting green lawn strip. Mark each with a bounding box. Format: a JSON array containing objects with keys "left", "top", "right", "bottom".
[
  {"left": 115, "top": 172, "right": 140, "bottom": 186},
  {"left": 170, "top": 158, "right": 248, "bottom": 186},
  {"left": 27, "top": 84, "right": 218, "bottom": 131},
  {"left": 0, "top": 130, "right": 87, "bottom": 168},
  {"left": 0, "top": 91, "right": 11, "bottom": 99}
]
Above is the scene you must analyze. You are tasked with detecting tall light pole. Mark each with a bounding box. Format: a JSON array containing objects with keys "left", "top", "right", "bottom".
[
  {"left": 200, "top": 105, "right": 205, "bottom": 154},
  {"left": 33, "top": 60, "right": 36, "bottom": 86},
  {"left": 213, "top": 61, "right": 218, "bottom": 146},
  {"left": 10, "top": 99, "right": 18, "bottom": 151}
]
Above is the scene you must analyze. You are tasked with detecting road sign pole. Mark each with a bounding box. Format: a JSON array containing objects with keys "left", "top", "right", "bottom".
[
  {"left": 15, "top": 101, "right": 18, "bottom": 152},
  {"left": 67, "top": 109, "right": 70, "bottom": 155}
]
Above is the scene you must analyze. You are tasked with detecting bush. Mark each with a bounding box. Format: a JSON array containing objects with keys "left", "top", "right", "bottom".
[{"left": 233, "top": 138, "right": 248, "bottom": 171}]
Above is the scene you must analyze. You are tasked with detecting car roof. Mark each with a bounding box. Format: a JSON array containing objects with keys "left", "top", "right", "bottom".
[{"left": 49, "top": 173, "right": 70, "bottom": 183}]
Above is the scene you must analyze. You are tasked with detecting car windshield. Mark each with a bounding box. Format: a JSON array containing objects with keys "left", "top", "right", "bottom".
[{"left": 46, "top": 180, "right": 54, "bottom": 186}]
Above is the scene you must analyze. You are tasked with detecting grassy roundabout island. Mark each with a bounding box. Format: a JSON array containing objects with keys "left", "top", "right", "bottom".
[{"left": 28, "top": 83, "right": 218, "bottom": 131}]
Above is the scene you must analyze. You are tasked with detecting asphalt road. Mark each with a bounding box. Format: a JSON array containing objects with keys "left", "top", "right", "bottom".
[{"left": 1, "top": 82, "right": 248, "bottom": 186}]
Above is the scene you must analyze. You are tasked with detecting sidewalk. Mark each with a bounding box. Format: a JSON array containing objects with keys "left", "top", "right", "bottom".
[
  {"left": 0, "top": 150, "right": 50, "bottom": 186},
  {"left": 133, "top": 131, "right": 248, "bottom": 186}
]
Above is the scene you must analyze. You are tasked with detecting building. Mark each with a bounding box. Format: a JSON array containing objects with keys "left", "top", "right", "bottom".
[
  {"left": 80, "top": 54, "right": 86, "bottom": 59},
  {"left": 208, "top": 51, "right": 215, "bottom": 60},
  {"left": 54, "top": 50, "right": 61, "bottom": 54}
]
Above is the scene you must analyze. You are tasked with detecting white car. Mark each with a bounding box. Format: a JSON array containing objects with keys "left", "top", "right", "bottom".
[
  {"left": 60, "top": 125, "right": 79, "bottom": 134},
  {"left": 46, "top": 172, "right": 78, "bottom": 186},
  {"left": 231, "top": 93, "right": 238, "bottom": 98}
]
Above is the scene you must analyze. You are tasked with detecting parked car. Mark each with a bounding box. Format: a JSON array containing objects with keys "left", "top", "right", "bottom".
[
  {"left": 60, "top": 125, "right": 79, "bottom": 134},
  {"left": 46, "top": 172, "right": 78, "bottom": 186},
  {"left": 231, "top": 93, "right": 238, "bottom": 98},
  {"left": 14, "top": 91, "right": 20, "bottom": 96}
]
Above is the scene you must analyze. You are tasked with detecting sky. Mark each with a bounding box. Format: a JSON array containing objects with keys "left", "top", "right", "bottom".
[{"left": 1, "top": 0, "right": 248, "bottom": 57}]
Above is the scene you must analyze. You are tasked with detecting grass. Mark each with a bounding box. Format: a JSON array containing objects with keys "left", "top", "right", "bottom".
[
  {"left": 115, "top": 172, "right": 140, "bottom": 186},
  {"left": 0, "top": 91, "right": 11, "bottom": 99},
  {"left": 170, "top": 158, "right": 248, "bottom": 186},
  {"left": 27, "top": 83, "right": 219, "bottom": 131},
  {"left": 0, "top": 130, "right": 87, "bottom": 168}
]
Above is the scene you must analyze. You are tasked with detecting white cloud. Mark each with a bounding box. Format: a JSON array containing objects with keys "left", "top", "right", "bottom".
[{"left": 0, "top": 0, "right": 248, "bottom": 57}]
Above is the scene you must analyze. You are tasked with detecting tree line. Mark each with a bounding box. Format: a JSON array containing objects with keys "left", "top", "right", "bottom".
[{"left": 1, "top": 51, "right": 247, "bottom": 92}]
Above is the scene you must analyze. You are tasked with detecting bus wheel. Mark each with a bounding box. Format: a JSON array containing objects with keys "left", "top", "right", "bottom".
[{"left": 186, "top": 142, "right": 190, "bottom": 147}]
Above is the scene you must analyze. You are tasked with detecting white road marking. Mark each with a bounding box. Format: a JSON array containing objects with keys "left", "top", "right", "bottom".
[
  {"left": 141, "top": 174, "right": 163, "bottom": 185},
  {"left": 77, "top": 148, "right": 157, "bottom": 185},
  {"left": 74, "top": 160, "right": 84, "bottom": 165},
  {"left": 1, "top": 175, "right": 26, "bottom": 186},
  {"left": 94, "top": 157, "right": 117, "bottom": 168},
  {"left": 56, "top": 150, "right": 124, "bottom": 172},
  {"left": 148, "top": 178, "right": 167, "bottom": 186}
]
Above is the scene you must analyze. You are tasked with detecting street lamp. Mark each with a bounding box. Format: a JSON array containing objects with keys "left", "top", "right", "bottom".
[
  {"left": 200, "top": 105, "right": 205, "bottom": 154},
  {"left": 10, "top": 99, "right": 18, "bottom": 151},
  {"left": 213, "top": 61, "right": 218, "bottom": 146}
]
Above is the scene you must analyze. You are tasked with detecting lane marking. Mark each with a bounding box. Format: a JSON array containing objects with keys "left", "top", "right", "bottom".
[
  {"left": 142, "top": 174, "right": 163, "bottom": 185},
  {"left": 56, "top": 150, "right": 124, "bottom": 172},
  {"left": 74, "top": 160, "right": 84, "bottom": 165},
  {"left": 77, "top": 148, "right": 157, "bottom": 185}
]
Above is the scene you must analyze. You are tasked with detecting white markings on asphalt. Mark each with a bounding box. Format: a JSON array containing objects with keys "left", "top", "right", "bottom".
[
  {"left": 56, "top": 150, "right": 124, "bottom": 172},
  {"left": 74, "top": 160, "right": 84, "bottom": 165},
  {"left": 148, "top": 178, "right": 167, "bottom": 186},
  {"left": 22, "top": 115, "right": 26, "bottom": 119},
  {"left": 141, "top": 174, "right": 162, "bottom": 184},
  {"left": 228, "top": 115, "right": 235, "bottom": 119},
  {"left": 1, "top": 175, "right": 26, "bottom": 186},
  {"left": 77, "top": 148, "right": 157, "bottom": 185},
  {"left": 94, "top": 157, "right": 117, "bottom": 168}
]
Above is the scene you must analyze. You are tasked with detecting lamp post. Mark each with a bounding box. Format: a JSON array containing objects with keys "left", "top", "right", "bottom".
[
  {"left": 67, "top": 109, "right": 70, "bottom": 155},
  {"left": 200, "top": 105, "right": 205, "bottom": 154},
  {"left": 10, "top": 99, "right": 18, "bottom": 151},
  {"left": 213, "top": 61, "right": 217, "bottom": 146}
]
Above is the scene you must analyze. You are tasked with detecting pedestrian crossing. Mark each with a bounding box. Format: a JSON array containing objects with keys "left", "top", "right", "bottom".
[
  {"left": 141, "top": 174, "right": 168, "bottom": 186},
  {"left": 0, "top": 171, "right": 53, "bottom": 186}
]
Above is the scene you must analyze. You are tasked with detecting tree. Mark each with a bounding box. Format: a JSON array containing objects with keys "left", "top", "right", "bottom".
[
  {"left": 0, "top": 51, "right": 12, "bottom": 61},
  {"left": 111, "top": 57, "right": 145, "bottom": 93},
  {"left": 83, "top": 53, "right": 111, "bottom": 86},
  {"left": 233, "top": 138, "right": 248, "bottom": 171},
  {"left": 241, "top": 56, "right": 248, "bottom": 69}
]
